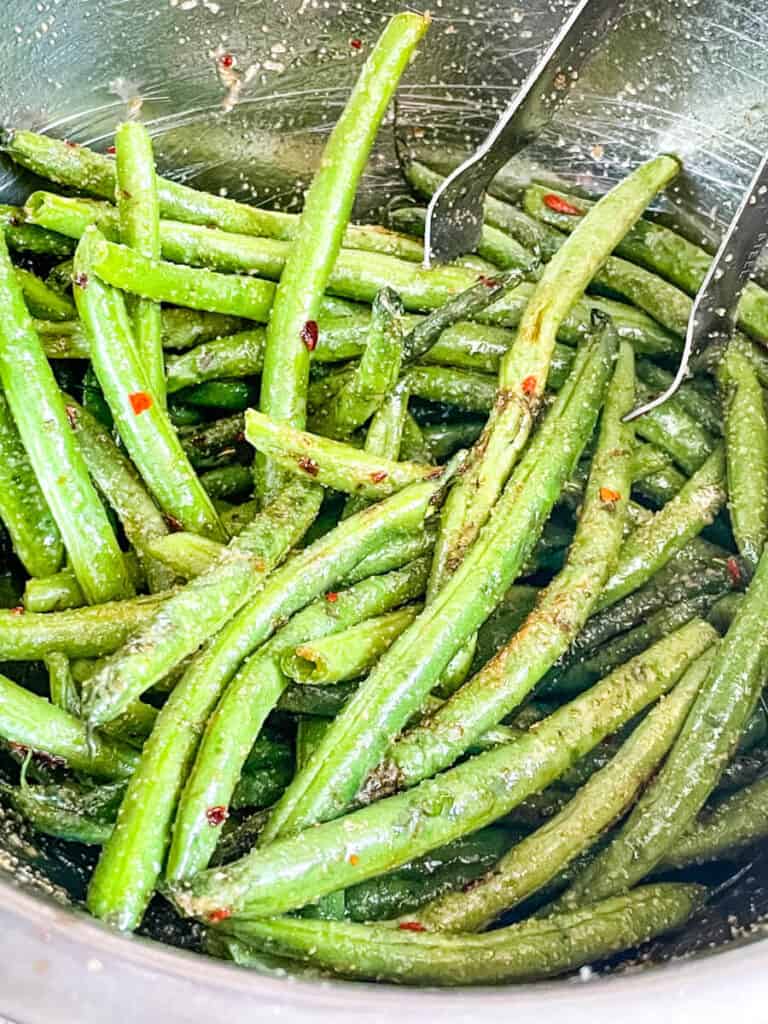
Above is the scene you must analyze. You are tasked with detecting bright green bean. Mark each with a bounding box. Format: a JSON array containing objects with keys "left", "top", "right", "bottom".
[
  {"left": 115, "top": 121, "right": 165, "bottom": 402},
  {"left": 74, "top": 227, "right": 226, "bottom": 541},
  {"left": 0, "top": 392, "right": 62, "bottom": 577},
  {"left": 0, "top": 234, "right": 131, "bottom": 604},
  {"left": 15, "top": 267, "right": 75, "bottom": 321},
  {"left": 719, "top": 344, "right": 768, "bottom": 569}
]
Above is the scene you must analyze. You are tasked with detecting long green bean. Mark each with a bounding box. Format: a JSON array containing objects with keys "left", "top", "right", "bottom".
[
  {"left": 74, "top": 227, "right": 226, "bottom": 541},
  {"left": 3, "top": 129, "right": 424, "bottom": 261},
  {"left": 0, "top": 202, "right": 73, "bottom": 257},
  {"left": 168, "top": 620, "right": 714, "bottom": 918},
  {"left": 0, "top": 234, "right": 131, "bottom": 604},
  {"left": 115, "top": 121, "right": 165, "bottom": 402},
  {"left": 15, "top": 267, "right": 75, "bottom": 321},
  {"left": 431, "top": 157, "right": 679, "bottom": 597},
  {"left": 0, "top": 392, "right": 63, "bottom": 577},
  {"left": 256, "top": 13, "right": 429, "bottom": 499},
  {"left": 719, "top": 344, "right": 768, "bottom": 569}
]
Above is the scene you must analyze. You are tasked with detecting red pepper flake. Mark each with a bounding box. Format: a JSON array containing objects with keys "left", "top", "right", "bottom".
[
  {"left": 398, "top": 921, "right": 426, "bottom": 932},
  {"left": 727, "top": 557, "right": 741, "bottom": 586},
  {"left": 219, "top": 52, "right": 235, "bottom": 69},
  {"left": 8, "top": 742, "right": 29, "bottom": 756},
  {"left": 300, "top": 320, "right": 319, "bottom": 351},
  {"left": 64, "top": 140, "right": 80, "bottom": 148},
  {"left": 73, "top": 271, "right": 89, "bottom": 290},
  {"left": 521, "top": 375, "right": 537, "bottom": 396},
  {"left": 350, "top": 38, "right": 363, "bottom": 50},
  {"left": 9, "top": 606, "right": 24, "bottom": 616},
  {"left": 208, "top": 908, "right": 232, "bottom": 923},
  {"left": 129, "top": 391, "right": 153, "bottom": 415},
  {"left": 35, "top": 750, "right": 67, "bottom": 770},
  {"left": 106, "top": 145, "right": 116, "bottom": 155},
  {"left": 64, "top": 405, "right": 78, "bottom": 429},
  {"left": 205, "top": 805, "right": 229, "bottom": 827},
  {"left": 348, "top": 853, "right": 360, "bottom": 865},
  {"left": 297, "top": 456, "right": 319, "bottom": 477},
  {"left": 164, "top": 514, "right": 184, "bottom": 532},
  {"left": 478, "top": 274, "right": 501, "bottom": 288},
  {"left": 325, "top": 592, "right": 339, "bottom": 603},
  {"left": 542, "top": 193, "right": 583, "bottom": 216},
  {"left": 369, "top": 470, "right": 388, "bottom": 484},
  {"left": 599, "top": 487, "right": 621, "bottom": 504}
]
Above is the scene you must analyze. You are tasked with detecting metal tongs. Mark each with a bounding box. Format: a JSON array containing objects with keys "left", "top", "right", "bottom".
[
  {"left": 627, "top": 152, "right": 768, "bottom": 421},
  {"left": 423, "top": 0, "right": 624, "bottom": 268}
]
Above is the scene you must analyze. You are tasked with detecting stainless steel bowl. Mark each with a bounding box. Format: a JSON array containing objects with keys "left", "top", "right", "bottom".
[{"left": 1, "top": 0, "right": 768, "bottom": 1018}]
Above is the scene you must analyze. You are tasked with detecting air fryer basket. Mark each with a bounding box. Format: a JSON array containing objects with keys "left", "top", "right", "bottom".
[{"left": 1, "top": 0, "right": 768, "bottom": 1019}]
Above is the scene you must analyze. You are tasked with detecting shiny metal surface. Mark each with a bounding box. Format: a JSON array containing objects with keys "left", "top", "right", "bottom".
[
  {"left": 423, "top": 0, "right": 624, "bottom": 265},
  {"left": 1, "top": 0, "right": 768, "bottom": 1018},
  {"left": 627, "top": 148, "right": 768, "bottom": 420}
]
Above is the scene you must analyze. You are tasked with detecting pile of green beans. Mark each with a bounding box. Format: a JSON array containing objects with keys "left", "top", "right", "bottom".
[{"left": 1, "top": 11, "right": 767, "bottom": 988}]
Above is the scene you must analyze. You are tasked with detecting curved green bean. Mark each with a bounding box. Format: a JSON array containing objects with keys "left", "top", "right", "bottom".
[{"left": 74, "top": 227, "right": 226, "bottom": 541}]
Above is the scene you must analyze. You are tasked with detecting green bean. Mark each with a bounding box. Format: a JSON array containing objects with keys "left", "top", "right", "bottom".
[
  {"left": 636, "top": 360, "right": 721, "bottom": 437},
  {"left": 245, "top": 409, "right": 443, "bottom": 499},
  {"left": 181, "top": 379, "right": 258, "bottom": 411},
  {"left": 283, "top": 605, "right": 421, "bottom": 685},
  {"left": 82, "top": 478, "right": 321, "bottom": 727},
  {"left": 166, "top": 329, "right": 265, "bottom": 393},
  {"left": 0, "top": 672, "right": 138, "bottom": 779},
  {"left": 376, "top": 342, "right": 634, "bottom": 791},
  {"left": 256, "top": 13, "right": 430, "bottom": 500},
  {"left": 633, "top": 382, "right": 715, "bottom": 474},
  {"left": 114, "top": 122, "right": 165, "bottom": 403},
  {"left": 215, "top": 883, "right": 701, "bottom": 984},
  {"left": 88, "top": 477, "right": 442, "bottom": 928},
  {"left": 199, "top": 464, "right": 253, "bottom": 501},
  {"left": 0, "top": 779, "right": 124, "bottom": 846},
  {"left": 259, "top": 330, "right": 617, "bottom": 842},
  {"left": 63, "top": 396, "right": 174, "bottom": 593},
  {"left": 567, "top": 541, "right": 739, "bottom": 658},
  {"left": 343, "top": 828, "right": 515, "bottom": 922},
  {"left": 3, "top": 130, "right": 424, "bottom": 262},
  {"left": 0, "top": 392, "right": 62, "bottom": 577},
  {"left": 342, "top": 526, "right": 436, "bottom": 584},
  {"left": 558, "top": 543, "right": 768, "bottom": 909},
  {"left": 416, "top": 652, "right": 709, "bottom": 932},
  {"left": 312, "top": 290, "right": 405, "bottom": 439},
  {"left": 74, "top": 229, "right": 227, "bottom": 542},
  {"left": 0, "top": 235, "right": 131, "bottom": 604},
  {"left": 597, "top": 445, "right": 726, "bottom": 610},
  {"left": 389, "top": 204, "right": 533, "bottom": 272},
  {"left": 169, "top": 620, "right": 713, "bottom": 918},
  {"left": 405, "top": 365, "right": 497, "bottom": 413},
  {"left": 431, "top": 159, "right": 680, "bottom": 600},
  {"left": 46, "top": 257, "right": 74, "bottom": 294},
  {"left": 523, "top": 183, "right": 768, "bottom": 343},
  {"left": 143, "top": 532, "right": 225, "bottom": 580},
  {"left": 719, "top": 344, "right": 768, "bottom": 570},
  {"left": 543, "top": 593, "right": 720, "bottom": 697},
  {"left": 179, "top": 412, "right": 245, "bottom": 466},
  {"left": 232, "top": 762, "right": 293, "bottom": 812},
  {"left": 659, "top": 775, "right": 768, "bottom": 870},
  {"left": 421, "top": 421, "right": 484, "bottom": 461},
  {"left": 343, "top": 383, "right": 411, "bottom": 517},
  {"left": 401, "top": 268, "right": 533, "bottom": 362},
  {"left": 0, "top": 202, "right": 73, "bottom": 257},
  {"left": 15, "top": 267, "right": 76, "bottom": 321}
]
